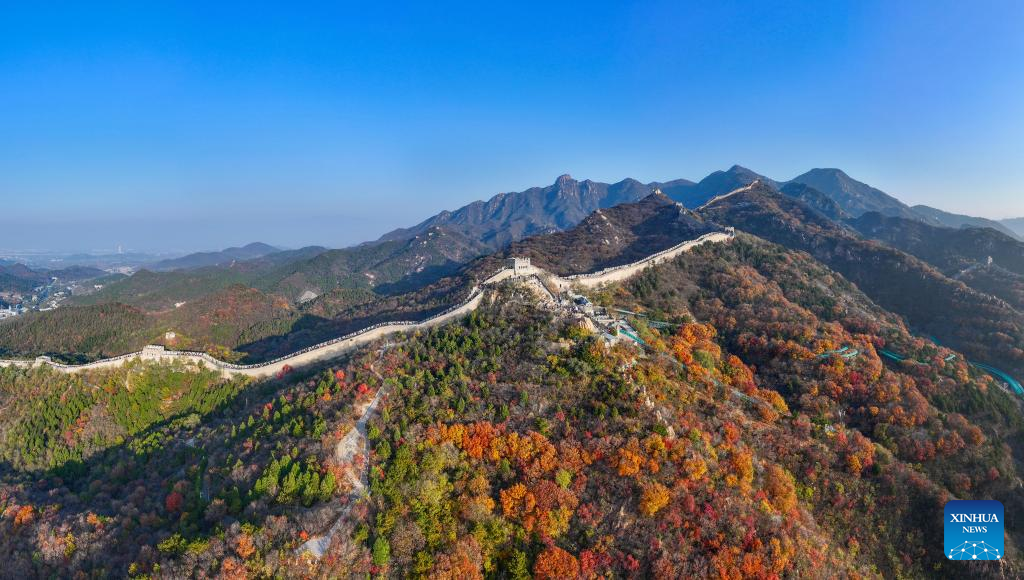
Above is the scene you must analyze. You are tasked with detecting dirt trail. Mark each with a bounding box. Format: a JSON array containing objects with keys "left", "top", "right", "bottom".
[{"left": 297, "top": 380, "right": 387, "bottom": 558}]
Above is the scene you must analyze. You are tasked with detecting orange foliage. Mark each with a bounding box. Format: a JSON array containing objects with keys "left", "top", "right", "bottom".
[
  {"left": 727, "top": 448, "right": 754, "bottom": 493},
  {"left": 430, "top": 536, "right": 485, "bottom": 580},
  {"left": 235, "top": 533, "right": 256, "bottom": 560},
  {"left": 13, "top": 505, "right": 34, "bottom": 527},
  {"left": 533, "top": 546, "right": 580, "bottom": 580},
  {"left": 219, "top": 557, "right": 248, "bottom": 580},
  {"left": 617, "top": 447, "right": 643, "bottom": 477},
  {"left": 764, "top": 465, "right": 797, "bottom": 514},
  {"left": 500, "top": 484, "right": 536, "bottom": 521}
]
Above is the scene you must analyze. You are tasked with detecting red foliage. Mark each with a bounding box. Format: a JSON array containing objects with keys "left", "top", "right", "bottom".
[{"left": 165, "top": 491, "right": 184, "bottom": 513}]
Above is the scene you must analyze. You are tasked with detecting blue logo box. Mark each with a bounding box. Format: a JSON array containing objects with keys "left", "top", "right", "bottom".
[{"left": 945, "top": 500, "right": 1004, "bottom": 561}]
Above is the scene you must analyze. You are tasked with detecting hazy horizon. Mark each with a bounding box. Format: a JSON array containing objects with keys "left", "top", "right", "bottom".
[{"left": 2, "top": 1, "right": 1022, "bottom": 253}]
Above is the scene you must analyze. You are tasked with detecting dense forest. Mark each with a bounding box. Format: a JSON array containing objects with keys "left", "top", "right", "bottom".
[
  {"left": 696, "top": 183, "right": 1024, "bottom": 383},
  {"left": 2, "top": 232, "right": 1021, "bottom": 577}
]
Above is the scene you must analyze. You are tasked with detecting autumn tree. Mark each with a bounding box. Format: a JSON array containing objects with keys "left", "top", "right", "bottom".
[{"left": 534, "top": 545, "right": 579, "bottom": 580}]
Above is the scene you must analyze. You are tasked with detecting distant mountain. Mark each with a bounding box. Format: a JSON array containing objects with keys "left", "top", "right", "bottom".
[
  {"left": 911, "top": 205, "right": 1020, "bottom": 239},
  {"left": 378, "top": 174, "right": 656, "bottom": 249},
  {"left": 475, "top": 191, "right": 718, "bottom": 276},
  {"left": 152, "top": 242, "right": 280, "bottom": 271},
  {"left": 851, "top": 211, "right": 1024, "bottom": 310},
  {"left": 778, "top": 182, "right": 849, "bottom": 220},
  {"left": 48, "top": 265, "right": 108, "bottom": 281},
  {"left": 74, "top": 225, "right": 487, "bottom": 311},
  {"left": 658, "top": 165, "right": 778, "bottom": 208},
  {"left": 787, "top": 168, "right": 921, "bottom": 220},
  {"left": 1002, "top": 217, "right": 1024, "bottom": 238},
  {"left": 851, "top": 212, "right": 1024, "bottom": 277}
]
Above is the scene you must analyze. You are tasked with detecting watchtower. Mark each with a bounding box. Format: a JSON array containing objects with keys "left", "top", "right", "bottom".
[{"left": 507, "top": 257, "right": 532, "bottom": 275}]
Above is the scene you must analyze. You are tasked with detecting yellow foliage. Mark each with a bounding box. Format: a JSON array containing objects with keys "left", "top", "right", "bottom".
[
  {"left": 684, "top": 457, "right": 708, "bottom": 481},
  {"left": 639, "top": 482, "right": 670, "bottom": 517}
]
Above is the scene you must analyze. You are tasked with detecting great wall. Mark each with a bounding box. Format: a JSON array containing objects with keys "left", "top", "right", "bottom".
[{"left": 0, "top": 229, "right": 735, "bottom": 378}]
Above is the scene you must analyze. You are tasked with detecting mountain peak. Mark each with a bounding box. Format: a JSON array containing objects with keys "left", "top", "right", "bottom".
[
  {"left": 788, "top": 168, "right": 918, "bottom": 220},
  {"left": 555, "top": 173, "right": 575, "bottom": 185},
  {"left": 727, "top": 164, "right": 759, "bottom": 175}
]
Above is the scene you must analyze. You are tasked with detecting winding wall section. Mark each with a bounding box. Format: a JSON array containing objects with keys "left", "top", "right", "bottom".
[{"left": 0, "top": 230, "right": 734, "bottom": 378}]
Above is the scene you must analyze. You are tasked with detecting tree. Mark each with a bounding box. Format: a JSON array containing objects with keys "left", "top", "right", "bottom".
[
  {"left": 534, "top": 546, "right": 579, "bottom": 580},
  {"left": 373, "top": 536, "right": 391, "bottom": 566},
  {"left": 164, "top": 491, "right": 184, "bottom": 513},
  {"left": 640, "top": 482, "right": 670, "bottom": 517}
]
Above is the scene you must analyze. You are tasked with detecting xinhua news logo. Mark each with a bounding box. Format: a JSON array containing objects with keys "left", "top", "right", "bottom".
[{"left": 945, "top": 500, "right": 1004, "bottom": 561}]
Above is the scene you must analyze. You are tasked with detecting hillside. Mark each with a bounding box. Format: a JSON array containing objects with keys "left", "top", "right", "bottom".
[
  {"left": 696, "top": 181, "right": 1024, "bottom": 381},
  {"left": 912, "top": 205, "right": 1021, "bottom": 240},
  {"left": 788, "top": 168, "right": 922, "bottom": 220},
  {"left": 378, "top": 174, "right": 656, "bottom": 249},
  {"left": 1, "top": 233, "right": 1021, "bottom": 577},
  {"left": 483, "top": 191, "right": 718, "bottom": 276},
  {"left": 851, "top": 212, "right": 1024, "bottom": 277},
  {"left": 0, "top": 264, "right": 44, "bottom": 294},
  {"left": 1002, "top": 217, "right": 1024, "bottom": 238},
  {"left": 151, "top": 242, "right": 280, "bottom": 271},
  {"left": 660, "top": 165, "right": 778, "bottom": 208},
  {"left": 778, "top": 182, "right": 849, "bottom": 220},
  {"left": 0, "top": 263, "right": 107, "bottom": 295}
]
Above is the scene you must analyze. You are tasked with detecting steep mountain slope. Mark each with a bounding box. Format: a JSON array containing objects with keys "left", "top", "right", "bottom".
[
  {"left": 912, "top": 205, "right": 1021, "bottom": 240},
  {"left": 378, "top": 174, "right": 656, "bottom": 249},
  {"left": 851, "top": 212, "right": 1024, "bottom": 277},
  {"left": 778, "top": 181, "right": 849, "bottom": 220},
  {"left": 478, "top": 191, "right": 718, "bottom": 276},
  {"left": 1002, "top": 217, "right": 1024, "bottom": 238},
  {"left": 788, "top": 168, "right": 922, "bottom": 219},
  {"left": 696, "top": 181, "right": 1024, "bottom": 380},
  {"left": 73, "top": 226, "right": 484, "bottom": 312},
  {"left": 0, "top": 263, "right": 107, "bottom": 295},
  {"left": 852, "top": 212, "right": 1024, "bottom": 316},
  {"left": 659, "top": 165, "right": 777, "bottom": 208},
  {"left": 1, "top": 232, "right": 1021, "bottom": 577},
  {"left": 151, "top": 242, "right": 280, "bottom": 271}
]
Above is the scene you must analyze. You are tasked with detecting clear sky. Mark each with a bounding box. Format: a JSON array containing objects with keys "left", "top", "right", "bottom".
[{"left": 1, "top": 1, "right": 1022, "bottom": 252}]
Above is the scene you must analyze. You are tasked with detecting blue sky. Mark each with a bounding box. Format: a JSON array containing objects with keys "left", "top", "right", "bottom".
[{"left": 1, "top": 1, "right": 1022, "bottom": 252}]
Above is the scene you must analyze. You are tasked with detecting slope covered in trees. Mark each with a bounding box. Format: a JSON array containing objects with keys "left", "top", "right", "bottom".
[
  {"left": 697, "top": 182, "right": 1024, "bottom": 382},
  {"left": 1, "top": 231, "right": 1022, "bottom": 577}
]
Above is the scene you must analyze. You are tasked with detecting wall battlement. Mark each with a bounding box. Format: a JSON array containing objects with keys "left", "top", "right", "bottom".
[{"left": 0, "top": 229, "right": 734, "bottom": 378}]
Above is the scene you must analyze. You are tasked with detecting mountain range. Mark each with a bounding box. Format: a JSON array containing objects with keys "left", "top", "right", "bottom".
[
  {"left": 3, "top": 169, "right": 1024, "bottom": 578},
  {"left": 4, "top": 164, "right": 1024, "bottom": 371},
  {"left": 150, "top": 242, "right": 281, "bottom": 271}
]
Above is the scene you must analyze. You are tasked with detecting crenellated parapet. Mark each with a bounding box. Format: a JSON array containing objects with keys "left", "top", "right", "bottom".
[{"left": 0, "top": 229, "right": 735, "bottom": 378}]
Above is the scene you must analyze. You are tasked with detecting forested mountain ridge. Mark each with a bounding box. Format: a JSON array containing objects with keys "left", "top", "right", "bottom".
[
  {"left": 378, "top": 174, "right": 657, "bottom": 249},
  {"left": 0, "top": 263, "right": 107, "bottom": 295},
  {"left": 695, "top": 181, "right": 1024, "bottom": 382},
  {"left": 151, "top": 242, "right": 281, "bottom": 271},
  {"left": 911, "top": 205, "right": 1021, "bottom": 240},
  {"left": 1, "top": 227, "right": 1021, "bottom": 577},
  {"left": 0, "top": 195, "right": 714, "bottom": 363},
  {"left": 851, "top": 211, "right": 1024, "bottom": 277},
  {"left": 787, "top": 168, "right": 923, "bottom": 220},
  {"left": 465, "top": 191, "right": 719, "bottom": 278}
]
